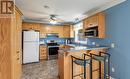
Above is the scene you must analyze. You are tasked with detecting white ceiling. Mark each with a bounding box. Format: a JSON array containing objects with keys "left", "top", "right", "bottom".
[{"left": 15, "top": 0, "right": 126, "bottom": 25}]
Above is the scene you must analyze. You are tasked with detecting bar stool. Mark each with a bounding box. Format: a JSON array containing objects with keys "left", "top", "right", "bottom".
[
  {"left": 71, "top": 54, "right": 92, "bottom": 79},
  {"left": 90, "top": 52, "right": 110, "bottom": 79}
]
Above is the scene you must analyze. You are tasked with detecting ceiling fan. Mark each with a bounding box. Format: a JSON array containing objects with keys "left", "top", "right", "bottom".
[{"left": 49, "top": 14, "right": 65, "bottom": 24}]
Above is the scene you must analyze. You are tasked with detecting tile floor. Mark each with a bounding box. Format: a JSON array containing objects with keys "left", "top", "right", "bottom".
[{"left": 22, "top": 59, "right": 59, "bottom": 79}]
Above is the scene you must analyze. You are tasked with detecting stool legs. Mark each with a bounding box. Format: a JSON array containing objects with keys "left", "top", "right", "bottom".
[
  {"left": 90, "top": 57, "right": 92, "bottom": 79},
  {"left": 71, "top": 55, "right": 92, "bottom": 79},
  {"left": 72, "top": 57, "right": 74, "bottom": 79},
  {"left": 84, "top": 60, "right": 86, "bottom": 79}
]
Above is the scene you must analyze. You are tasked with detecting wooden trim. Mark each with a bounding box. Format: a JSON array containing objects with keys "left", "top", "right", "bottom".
[{"left": 15, "top": 5, "right": 23, "bottom": 15}]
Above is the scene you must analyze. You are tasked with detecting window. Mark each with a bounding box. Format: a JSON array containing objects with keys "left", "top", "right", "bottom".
[{"left": 73, "top": 22, "right": 86, "bottom": 44}]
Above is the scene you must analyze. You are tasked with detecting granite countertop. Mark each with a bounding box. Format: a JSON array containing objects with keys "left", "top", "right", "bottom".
[
  {"left": 59, "top": 44, "right": 109, "bottom": 52},
  {"left": 40, "top": 44, "right": 47, "bottom": 46},
  {"left": 40, "top": 44, "right": 109, "bottom": 52}
]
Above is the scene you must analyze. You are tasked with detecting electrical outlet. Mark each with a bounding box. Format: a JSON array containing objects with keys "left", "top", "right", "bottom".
[
  {"left": 110, "top": 76, "right": 115, "bottom": 79},
  {"left": 111, "top": 43, "right": 115, "bottom": 48},
  {"left": 92, "top": 42, "right": 96, "bottom": 45},
  {"left": 112, "top": 67, "right": 115, "bottom": 72}
]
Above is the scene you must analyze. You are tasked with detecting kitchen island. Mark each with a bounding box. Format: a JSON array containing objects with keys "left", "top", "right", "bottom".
[{"left": 58, "top": 45, "right": 109, "bottom": 79}]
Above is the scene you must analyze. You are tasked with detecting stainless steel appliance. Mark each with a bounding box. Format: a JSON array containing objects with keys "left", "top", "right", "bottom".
[
  {"left": 84, "top": 26, "right": 98, "bottom": 37},
  {"left": 46, "top": 33, "right": 59, "bottom": 38},
  {"left": 47, "top": 41, "right": 59, "bottom": 60}
]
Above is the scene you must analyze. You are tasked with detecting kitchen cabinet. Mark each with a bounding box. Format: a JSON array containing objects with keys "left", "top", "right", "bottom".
[
  {"left": 40, "top": 24, "right": 47, "bottom": 38},
  {"left": 22, "top": 22, "right": 41, "bottom": 31},
  {"left": 63, "top": 26, "right": 70, "bottom": 38},
  {"left": 12, "top": 7, "right": 22, "bottom": 79},
  {"left": 70, "top": 25, "right": 75, "bottom": 38},
  {"left": 40, "top": 45, "right": 47, "bottom": 60},
  {"left": 0, "top": 6, "right": 22, "bottom": 79},
  {"left": 42, "top": 26, "right": 64, "bottom": 38},
  {"left": 40, "top": 25, "right": 71, "bottom": 38},
  {"left": 58, "top": 53, "right": 64, "bottom": 79},
  {"left": 83, "top": 12, "right": 105, "bottom": 38},
  {"left": 22, "top": 23, "right": 73, "bottom": 38}
]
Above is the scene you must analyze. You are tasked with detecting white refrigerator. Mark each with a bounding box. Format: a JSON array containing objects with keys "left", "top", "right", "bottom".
[{"left": 23, "top": 30, "right": 39, "bottom": 64}]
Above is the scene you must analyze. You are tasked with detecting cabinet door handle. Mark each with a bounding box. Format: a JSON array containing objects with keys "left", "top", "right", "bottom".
[
  {"left": 90, "top": 24, "right": 93, "bottom": 26},
  {"left": 17, "top": 51, "right": 20, "bottom": 54},
  {"left": 17, "top": 58, "right": 20, "bottom": 60}
]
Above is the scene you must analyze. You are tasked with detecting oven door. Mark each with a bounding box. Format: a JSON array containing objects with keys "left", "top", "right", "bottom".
[
  {"left": 49, "top": 47, "right": 59, "bottom": 55},
  {"left": 48, "top": 46, "right": 59, "bottom": 59}
]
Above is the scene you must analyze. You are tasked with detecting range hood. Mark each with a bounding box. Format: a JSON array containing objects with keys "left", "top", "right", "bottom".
[{"left": 46, "top": 33, "right": 59, "bottom": 38}]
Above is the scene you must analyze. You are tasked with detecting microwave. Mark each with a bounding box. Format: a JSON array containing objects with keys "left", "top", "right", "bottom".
[{"left": 84, "top": 26, "right": 98, "bottom": 37}]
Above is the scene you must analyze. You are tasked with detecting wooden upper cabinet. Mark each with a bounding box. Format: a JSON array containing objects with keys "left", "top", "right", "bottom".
[
  {"left": 40, "top": 26, "right": 64, "bottom": 38},
  {"left": 84, "top": 14, "right": 98, "bottom": 28},
  {"left": 22, "top": 22, "right": 41, "bottom": 31},
  {"left": 89, "top": 15, "right": 98, "bottom": 27},
  {"left": 83, "top": 18, "right": 90, "bottom": 28},
  {"left": 58, "top": 26, "right": 64, "bottom": 38},
  {"left": 40, "top": 24, "right": 47, "bottom": 38},
  {"left": 63, "top": 26, "right": 70, "bottom": 38},
  {"left": 40, "top": 25, "right": 71, "bottom": 38},
  {"left": 98, "top": 12, "right": 105, "bottom": 38},
  {"left": 23, "top": 23, "right": 72, "bottom": 38},
  {"left": 70, "top": 25, "right": 74, "bottom": 38},
  {"left": 83, "top": 12, "right": 105, "bottom": 38}
]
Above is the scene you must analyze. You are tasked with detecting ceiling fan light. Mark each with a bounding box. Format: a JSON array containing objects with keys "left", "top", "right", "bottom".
[{"left": 50, "top": 20, "right": 57, "bottom": 24}]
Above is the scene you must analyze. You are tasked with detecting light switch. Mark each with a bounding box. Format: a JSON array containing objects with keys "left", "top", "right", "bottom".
[
  {"left": 110, "top": 76, "right": 115, "bottom": 79},
  {"left": 112, "top": 67, "right": 115, "bottom": 72}
]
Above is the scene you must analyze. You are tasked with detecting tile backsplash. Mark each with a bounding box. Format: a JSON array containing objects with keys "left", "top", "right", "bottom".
[{"left": 40, "top": 37, "right": 74, "bottom": 44}]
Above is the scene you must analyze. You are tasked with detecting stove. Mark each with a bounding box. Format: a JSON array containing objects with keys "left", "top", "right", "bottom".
[
  {"left": 47, "top": 42, "right": 59, "bottom": 60},
  {"left": 47, "top": 42, "right": 59, "bottom": 46}
]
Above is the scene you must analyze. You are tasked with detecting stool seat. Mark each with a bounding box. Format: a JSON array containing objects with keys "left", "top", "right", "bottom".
[
  {"left": 71, "top": 54, "right": 92, "bottom": 79},
  {"left": 74, "top": 59, "right": 90, "bottom": 66},
  {"left": 93, "top": 55, "right": 108, "bottom": 62}
]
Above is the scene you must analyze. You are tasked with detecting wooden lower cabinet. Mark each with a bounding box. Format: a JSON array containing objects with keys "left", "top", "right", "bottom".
[
  {"left": 0, "top": 6, "right": 22, "bottom": 79},
  {"left": 58, "top": 51, "right": 85, "bottom": 79},
  {"left": 40, "top": 45, "right": 47, "bottom": 60},
  {"left": 58, "top": 53, "right": 64, "bottom": 79}
]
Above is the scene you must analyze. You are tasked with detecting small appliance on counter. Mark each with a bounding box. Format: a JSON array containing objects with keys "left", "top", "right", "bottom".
[{"left": 65, "top": 39, "right": 70, "bottom": 44}]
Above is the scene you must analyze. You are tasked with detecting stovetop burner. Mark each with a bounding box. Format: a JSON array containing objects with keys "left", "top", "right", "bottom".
[{"left": 47, "top": 43, "right": 59, "bottom": 46}]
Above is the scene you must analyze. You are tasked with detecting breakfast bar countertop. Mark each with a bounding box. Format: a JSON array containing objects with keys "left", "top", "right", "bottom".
[{"left": 59, "top": 44, "right": 109, "bottom": 53}]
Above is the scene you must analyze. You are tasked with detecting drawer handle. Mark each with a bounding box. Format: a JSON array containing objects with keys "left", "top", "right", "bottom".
[
  {"left": 17, "top": 58, "right": 20, "bottom": 60},
  {"left": 17, "top": 51, "right": 20, "bottom": 54}
]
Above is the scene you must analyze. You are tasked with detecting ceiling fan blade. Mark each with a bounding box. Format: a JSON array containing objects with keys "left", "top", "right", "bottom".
[{"left": 54, "top": 17, "right": 65, "bottom": 22}]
